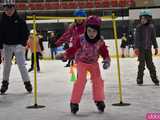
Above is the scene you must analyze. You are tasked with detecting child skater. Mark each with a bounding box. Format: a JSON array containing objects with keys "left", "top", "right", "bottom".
[
  {"left": 56, "top": 9, "right": 87, "bottom": 67},
  {"left": 56, "top": 15, "right": 111, "bottom": 114},
  {"left": 134, "top": 10, "right": 159, "bottom": 85},
  {"left": 27, "top": 30, "right": 42, "bottom": 72}
]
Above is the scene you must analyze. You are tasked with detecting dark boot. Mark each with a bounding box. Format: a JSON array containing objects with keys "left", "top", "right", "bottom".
[
  {"left": 70, "top": 103, "right": 79, "bottom": 114},
  {"left": 37, "top": 67, "right": 40, "bottom": 73},
  {"left": 64, "top": 60, "right": 71, "bottom": 67},
  {"left": 154, "top": 81, "right": 159, "bottom": 86},
  {"left": 137, "top": 79, "right": 143, "bottom": 85},
  {"left": 95, "top": 101, "right": 106, "bottom": 112},
  {"left": 121, "top": 54, "right": 125, "bottom": 58},
  {"left": 24, "top": 81, "right": 32, "bottom": 93},
  {"left": 71, "top": 60, "right": 74, "bottom": 66},
  {"left": 28, "top": 68, "right": 33, "bottom": 72},
  {"left": 0, "top": 81, "right": 9, "bottom": 94},
  {"left": 150, "top": 71, "right": 159, "bottom": 86},
  {"left": 37, "top": 69, "right": 40, "bottom": 73},
  {"left": 64, "top": 64, "right": 70, "bottom": 67},
  {"left": 151, "top": 77, "right": 159, "bottom": 86}
]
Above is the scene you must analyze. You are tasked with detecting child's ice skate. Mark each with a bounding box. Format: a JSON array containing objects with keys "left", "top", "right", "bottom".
[
  {"left": 28, "top": 68, "right": 33, "bottom": 72},
  {"left": 152, "top": 79, "right": 159, "bottom": 86},
  {"left": 24, "top": 81, "right": 32, "bottom": 93},
  {"left": 70, "top": 103, "right": 79, "bottom": 114},
  {"left": 0, "top": 81, "right": 9, "bottom": 94},
  {"left": 95, "top": 101, "right": 106, "bottom": 112},
  {"left": 137, "top": 79, "right": 143, "bottom": 86}
]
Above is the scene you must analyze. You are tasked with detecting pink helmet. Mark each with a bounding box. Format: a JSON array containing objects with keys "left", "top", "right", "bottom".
[{"left": 85, "top": 15, "right": 102, "bottom": 26}]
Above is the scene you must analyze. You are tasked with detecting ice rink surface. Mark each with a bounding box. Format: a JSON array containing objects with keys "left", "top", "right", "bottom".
[{"left": 0, "top": 57, "right": 160, "bottom": 120}]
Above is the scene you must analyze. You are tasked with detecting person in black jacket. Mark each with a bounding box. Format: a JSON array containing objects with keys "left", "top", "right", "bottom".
[
  {"left": 134, "top": 10, "right": 159, "bottom": 86},
  {"left": 0, "top": 0, "right": 32, "bottom": 94},
  {"left": 48, "top": 31, "right": 57, "bottom": 59}
]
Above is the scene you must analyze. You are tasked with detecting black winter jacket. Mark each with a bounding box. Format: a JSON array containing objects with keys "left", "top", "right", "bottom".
[
  {"left": 135, "top": 23, "right": 158, "bottom": 50},
  {"left": 0, "top": 11, "right": 29, "bottom": 49}
]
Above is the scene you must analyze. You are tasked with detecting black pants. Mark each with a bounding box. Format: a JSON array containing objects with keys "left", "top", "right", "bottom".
[
  {"left": 30, "top": 52, "right": 40, "bottom": 71},
  {"left": 0, "top": 52, "right": 1, "bottom": 64},
  {"left": 25, "top": 49, "right": 28, "bottom": 60},
  {"left": 137, "top": 49, "right": 159, "bottom": 83},
  {"left": 50, "top": 48, "right": 57, "bottom": 59},
  {"left": 67, "top": 59, "right": 74, "bottom": 65}
]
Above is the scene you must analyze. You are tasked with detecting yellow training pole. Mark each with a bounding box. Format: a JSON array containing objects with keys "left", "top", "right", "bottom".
[
  {"left": 112, "top": 13, "right": 130, "bottom": 106},
  {"left": 113, "top": 13, "right": 123, "bottom": 103},
  {"left": 26, "top": 14, "right": 45, "bottom": 109},
  {"left": 33, "top": 14, "right": 38, "bottom": 106}
]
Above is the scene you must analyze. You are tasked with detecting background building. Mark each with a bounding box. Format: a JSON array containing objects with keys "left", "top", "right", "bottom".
[{"left": 0, "top": 0, "right": 160, "bottom": 39}]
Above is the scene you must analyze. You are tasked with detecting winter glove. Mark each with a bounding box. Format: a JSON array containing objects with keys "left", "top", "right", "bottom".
[
  {"left": 134, "top": 48, "right": 140, "bottom": 56},
  {"left": 102, "top": 59, "right": 111, "bottom": 70},
  {"left": 155, "top": 48, "right": 158, "bottom": 55},
  {"left": 55, "top": 53, "right": 67, "bottom": 62}
]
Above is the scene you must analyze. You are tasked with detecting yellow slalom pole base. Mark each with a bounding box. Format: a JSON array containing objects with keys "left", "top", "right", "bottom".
[
  {"left": 27, "top": 104, "right": 45, "bottom": 109},
  {"left": 112, "top": 101, "right": 130, "bottom": 106},
  {"left": 26, "top": 14, "right": 45, "bottom": 109},
  {"left": 111, "top": 13, "right": 130, "bottom": 106}
]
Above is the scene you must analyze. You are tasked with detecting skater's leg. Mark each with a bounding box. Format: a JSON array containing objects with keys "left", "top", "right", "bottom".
[
  {"left": 70, "top": 62, "right": 87, "bottom": 104},
  {"left": 89, "top": 62, "right": 105, "bottom": 112},
  {"left": 36, "top": 52, "right": 40, "bottom": 72},
  {"left": 14, "top": 45, "right": 32, "bottom": 93},
  {"left": 1, "top": 45, "right": 14, "bottom": 94},
  {"left": 137, "top": 50, "right": 145, "bottom": 85},
  {"left": 2, "top": 45, "right": 13, "bottom": 81},
  {"left": 28, "top": 53, "right": 34, "bottom": 72},
  {"left": 89, "top": 63, "right": 105, "bottom": 101},
  {"left": 145, "top": 50, "right": 159, "bottom": 85}
]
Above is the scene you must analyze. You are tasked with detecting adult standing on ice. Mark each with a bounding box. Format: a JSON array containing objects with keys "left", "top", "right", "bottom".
[{"left": 0, "top": 0, "right": 32, "bottom": 94}]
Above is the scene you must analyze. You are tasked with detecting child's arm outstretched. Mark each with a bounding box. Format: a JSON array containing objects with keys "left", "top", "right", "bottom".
[
  {"left": 56, "top": 37, "right": 81, "bottom": 61},
  {"left": 55, "top": 26, "right": 74, "bottom": 47}
]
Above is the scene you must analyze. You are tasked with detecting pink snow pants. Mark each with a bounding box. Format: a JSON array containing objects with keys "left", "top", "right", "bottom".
[{"left": 70, "top": 61, "right": 105, "bottom": 104}]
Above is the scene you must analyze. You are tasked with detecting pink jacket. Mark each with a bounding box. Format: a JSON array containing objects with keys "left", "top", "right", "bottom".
[
  {"left": 65, "top": 35, "right": 110, "bottom": 64},
  {"left": 55, "top": 22, "right": 85, "bottom": 47}
]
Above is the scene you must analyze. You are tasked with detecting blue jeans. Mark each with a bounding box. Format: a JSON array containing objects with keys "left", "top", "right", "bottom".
[{"left": 50, "top": 48, "right": 57, "bottom": 59}]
